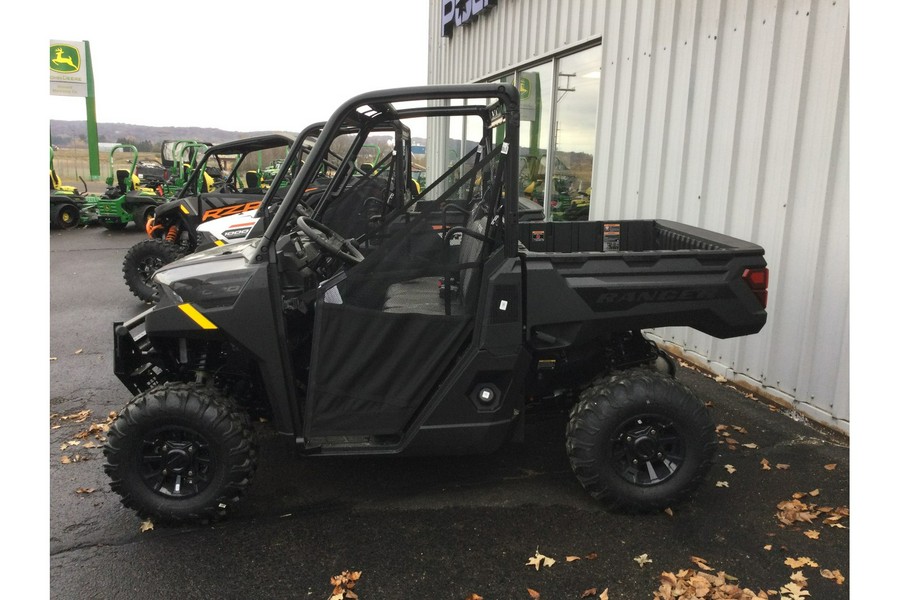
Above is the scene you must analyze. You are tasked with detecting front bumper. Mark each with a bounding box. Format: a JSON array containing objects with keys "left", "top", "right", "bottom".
[{"left": 114, "top": 308, "right": 163, "bottom": 395}]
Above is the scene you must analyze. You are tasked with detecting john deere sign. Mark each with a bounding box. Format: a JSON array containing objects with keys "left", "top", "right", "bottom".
[
  {"left": 49, "top": 39, "right": 100, "bottom": 180},
  {"left": 50, "top": 40, "right": 87, "bottom": 97}
]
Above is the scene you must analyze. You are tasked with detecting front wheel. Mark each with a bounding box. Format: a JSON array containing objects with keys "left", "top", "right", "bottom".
[
  {"left": 566, "top": 370, "right": 716, "bottom": 512},
  {"left": 52, "top": 203, "right": 80, "bottom": 229},
  {"left": 103, "top": 383, "right": 258, "bottom": 523},
  {"left": 122, "top": 239, "right": 185, "bottom": 303}
]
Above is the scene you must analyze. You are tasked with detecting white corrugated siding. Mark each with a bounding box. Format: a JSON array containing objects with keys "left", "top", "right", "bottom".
[{"left": 428, "top": 0, "right": 849, "bottom": 434}]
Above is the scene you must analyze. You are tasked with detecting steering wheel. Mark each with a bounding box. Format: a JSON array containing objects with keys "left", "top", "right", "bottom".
[
  {"left": 296, "top": 216, "right": 363, "bottom": 265},
  {"left": 218, "top": 180, "right": 238, "bottom": 193}
]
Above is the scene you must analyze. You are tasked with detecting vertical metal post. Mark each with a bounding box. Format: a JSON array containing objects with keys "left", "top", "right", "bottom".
[{"left": 84, "top": 41, "right": 101, "bottom": 180}]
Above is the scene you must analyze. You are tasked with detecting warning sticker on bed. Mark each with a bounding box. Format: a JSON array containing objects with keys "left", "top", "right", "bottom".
[{"left": 603, "top": 223, "right": 621, "bottom": 251}]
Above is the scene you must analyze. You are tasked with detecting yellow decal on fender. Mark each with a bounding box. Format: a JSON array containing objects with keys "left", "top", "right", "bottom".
[
  {"left": 214, "top": 240, "right": 225, "bottom": 246},
  {"left": 178, "top": 304, "right": 218, "bottom": 330},
  {"left": 180, "top": 204, "right": 190, "bottom": 214}
]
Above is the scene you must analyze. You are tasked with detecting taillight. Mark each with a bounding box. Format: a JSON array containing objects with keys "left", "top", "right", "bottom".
[{"left": 742, "top": 267, "right": 769, "bottom": 308}]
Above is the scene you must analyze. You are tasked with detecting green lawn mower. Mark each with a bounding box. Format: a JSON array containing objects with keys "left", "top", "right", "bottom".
[
  {"left": 49, "top": 146, "right": 97, "bottom": 229},
  {"left": 94, "top": 144, "right": 168, "bottom": 231}
]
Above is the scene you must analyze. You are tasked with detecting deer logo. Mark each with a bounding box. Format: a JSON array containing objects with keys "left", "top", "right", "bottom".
[{"left": 50, "top": 45, "right": 80, "bottom": 73}]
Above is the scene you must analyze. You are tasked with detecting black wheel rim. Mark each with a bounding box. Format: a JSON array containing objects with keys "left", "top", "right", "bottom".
[
  {"left": 611, "top": 413, "right": 685, "bottom": 486},
  {"left": 139, "top": 426, "right": 214, "bottom": 498},
  {"left": 138, "top": 255, "right": 165, "bottom": 286}
]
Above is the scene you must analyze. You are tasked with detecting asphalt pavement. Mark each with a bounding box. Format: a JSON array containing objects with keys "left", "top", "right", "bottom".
[{"left": 44, "top": 224, "right": 851, "bottom": 600}]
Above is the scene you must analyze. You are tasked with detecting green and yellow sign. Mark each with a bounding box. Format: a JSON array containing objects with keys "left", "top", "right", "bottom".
[
  {"left": 50, "top": 40, "right": 87, "bottom": 97},
  {"left": 50, "top": 44, "right": 80, "bottom": 73}
]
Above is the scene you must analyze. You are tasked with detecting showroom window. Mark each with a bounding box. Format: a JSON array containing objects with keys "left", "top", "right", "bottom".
[{"left": 488, "top": 42, "right": 602, "bottom": 221}]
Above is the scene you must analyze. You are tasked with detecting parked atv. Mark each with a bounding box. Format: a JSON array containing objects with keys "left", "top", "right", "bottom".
[
  {"left": 94, "top": 144, "right": 167, "bottom": 231},
  {"left": 49, "top": 146, "right": 97, "bottom": 229},
  {"left": 121, "top": 134, "right": 297, "bottom": 303},
  {"left": 106, "top": 84, "right": 769, "bottom": 523}
]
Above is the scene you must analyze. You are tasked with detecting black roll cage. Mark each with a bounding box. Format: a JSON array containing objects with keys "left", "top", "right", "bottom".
[{"left": 252, "top": 83, "right": 521, "bottom": 264}]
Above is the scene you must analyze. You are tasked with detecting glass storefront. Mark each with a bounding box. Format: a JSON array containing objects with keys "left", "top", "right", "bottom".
[{"left": 489, "top": 43, "right": 601, "bottom": 221}]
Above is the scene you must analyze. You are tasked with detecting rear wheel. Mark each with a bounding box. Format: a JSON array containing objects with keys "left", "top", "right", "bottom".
[
  {"left": 103, "top": 382, "right": 258, "bottom": 523},
  {"left": 122, "top": 238, "right": 185, "bottom": 303},
  {"left": 52, "top": 203, "right": 80, "bottom": 229},
  {"left": 135, "top": 206, "right": 156, "bottom": 231},
  {"left": 566, "top": 370, "right": 716, "bottom": 512}
]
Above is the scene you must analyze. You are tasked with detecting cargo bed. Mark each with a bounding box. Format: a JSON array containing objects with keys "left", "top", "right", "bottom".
[{"left": 518, "top": 219, "right": 768, "bottom": 342}]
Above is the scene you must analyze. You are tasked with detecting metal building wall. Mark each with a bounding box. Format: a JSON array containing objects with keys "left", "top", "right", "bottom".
[{"left": 428, "top": 0, "right": 850, "bottom": 434}]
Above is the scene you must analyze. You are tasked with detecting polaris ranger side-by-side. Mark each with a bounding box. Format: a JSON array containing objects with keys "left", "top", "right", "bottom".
[{"left": 105, "top": 84, "right": 769, "bottom": 523}]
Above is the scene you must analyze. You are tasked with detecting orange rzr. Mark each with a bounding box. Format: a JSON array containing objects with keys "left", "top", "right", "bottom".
[{"left": 122, "top": 134, "right": 299, "bottom": 303}]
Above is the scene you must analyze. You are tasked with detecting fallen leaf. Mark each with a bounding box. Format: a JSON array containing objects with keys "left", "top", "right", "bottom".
[
  {"left": 526, "top": 550, "right": 556, "bottom": 571},
  {"left": 779, "top": 581, "right": 810, "bottom": 599},
  {"left": 60, "top": 456, "right": 71, "bottom": 464},
  {"left": 50, "top": 357, "right": 58, "bottom": 361},
  {"left": 785, "top": 557, "right": 818, "bottom": 569},
  {"left": 824, "top": 463, "right": 837, "bottom": 471},
  {"left": 808, "top": 489, "right": 820, "bottom": 497},
  {"left": 764, "top": 544, "right": 772, "bottom": 551},
  {"left": 664, "top": 507, "right": 674, "bottom": 517},
  {"left": 634, "top": 553, "right": 652, "bottom": 567},
  {"left": 75, "top": 487, "right": 95, "bottom": 494},
  {"left": 715, "top": 375, "right": 727, "bottom": 383},
  {"left": 803, "top": 530, "right": 820, "bottom": 540},
  {"left": 566, "top": 556, "right": 581, "bottom": 562},
  {"left": 691, "top": 556, "right": 714, "bottom": 571},
  {"left": 74, "top": 348, "right": 84, "bottom": 355},
  {"left": 527, "top": 588, "right": 540, "bottom": 599},
  {"left": 731, "top": 425, "right": 748, "bottom": 434},
  {"left": 584, "top": 552, "right": 598, "bottom": 560},
  {"left": 776, "top": 463, "right": 790, "bottom": 470},
  {"left": 580, "top": 588, "right": 597, "bottom": 598},
  {"left": 598, "top": 589, "right": 608, "bottom": 600},
  {"left": 761, "top": 458, "right": 771, "bottom": 470},
  {"left": 464, "top": 595, "right": 483, "bottom": 600},
  {"left": 724, "top": 464, "right": 737, "bottom": 474},
  {"left": 742, "top": 443, "right": 758, "bottom": 449},
  {"left": 820, "top": 569, "right": 845, "bottom": 585},
  {"left": 140, "top": 519, "right": 154, "bottom": 533},
  {"left": 716, "top": 481, "right": 729, "bottom": 488}
]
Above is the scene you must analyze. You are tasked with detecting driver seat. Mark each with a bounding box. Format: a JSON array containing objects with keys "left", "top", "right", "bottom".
[{"left": 381, "top": 204, "right": 490, "bottom": 316}]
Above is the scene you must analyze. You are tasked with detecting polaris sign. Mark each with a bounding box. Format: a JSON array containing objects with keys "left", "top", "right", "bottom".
[{"left": 441, "top": 0, "right": 498, "bottom": 38}]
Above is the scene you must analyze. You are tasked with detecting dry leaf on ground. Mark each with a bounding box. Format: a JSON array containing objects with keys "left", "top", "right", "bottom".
[
  {"left": 526, "top": 550, "right": 556, "bottom": 571},
  {"left": 820, "top": 569, "right": 845, "bottom": 585},
  {"left": 526, "top": 588, "right": 540, "bottom": 599},
  {"left": 634, "top": 553, "right": 653, "bottom": 567}
]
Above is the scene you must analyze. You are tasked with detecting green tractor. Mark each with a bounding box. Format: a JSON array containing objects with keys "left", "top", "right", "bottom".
[
  {"left": 49, "top": 146, "right": 97, "bottom": 229},
  {"left": 94, "top": 144, "right": 168, "bottom": 231},
  {"left": 156, "top": 139, "right": 211, "bottom": 197}
]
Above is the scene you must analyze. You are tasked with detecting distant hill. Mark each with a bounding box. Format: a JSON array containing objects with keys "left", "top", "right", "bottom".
[{"left": 49, "top": 120, "right": 298, "bottom": 149}]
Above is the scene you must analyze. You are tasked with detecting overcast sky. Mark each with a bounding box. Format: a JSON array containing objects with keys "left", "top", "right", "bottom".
[{"left": 45, "top": 1, "right": 431, "bottom": 133}]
